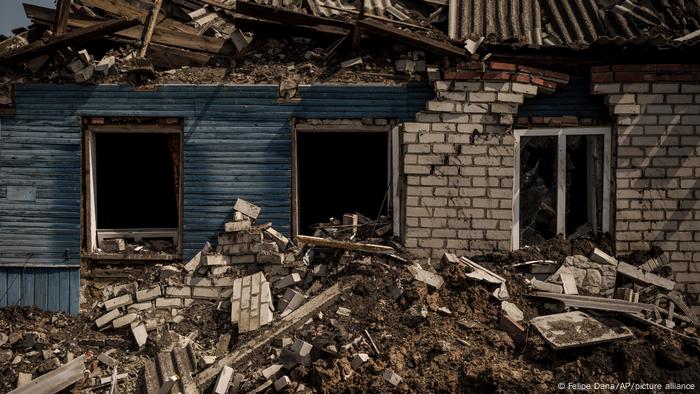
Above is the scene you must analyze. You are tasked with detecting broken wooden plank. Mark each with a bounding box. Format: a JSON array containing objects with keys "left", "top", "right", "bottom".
[
  {"left": 530, "top": 292, "right": 656, "bottom": 314},
  {"left": 81, "top": 0, "right": 197, "bottom": 33},
  {"left": 196, "top": 282, "right": 346, "bottom": 389},
  {"left": 616, "top": 261, "right": 676, "bottom": 291},
  {"left": 531, "top": 311, "right": 633, "bottom": 350},
  {"left": 202, "top": 0, "right": 353, "bottom": 30},
  {"left": 357, "top": 19, "right": 465, "bottom": 57},
  {"left": 24, "top": 4, "right": 235, "bottom": 55},
  {"left": 140, "top": 0, "right": 164, "bottom": 57},
  {"left": 0, "top": 17, "right": 139, "bottom": 63},
  {"left": 54, "top": 0, "right": 71, "bottom": 35},
  {"left": 8, "top": 355, "right": 86, "bottom": 394},
  {"left": 296, "top": 235, "right": 394, "bottom": 254}
]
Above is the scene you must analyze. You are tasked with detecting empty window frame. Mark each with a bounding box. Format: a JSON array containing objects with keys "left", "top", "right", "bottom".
[
  {"left": 512, "top": 127, "right": 611, "bottom": 249},
  {"left": 291, "top": 121, "right": 400, "bottom": 238},
  {"left": 82, "top": 122, "right": 184, "bottom": 259}
]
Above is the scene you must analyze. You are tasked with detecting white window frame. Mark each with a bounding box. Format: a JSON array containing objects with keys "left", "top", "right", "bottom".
[{"left": 512, "top": 127, "right": 611, "bottom": 250}]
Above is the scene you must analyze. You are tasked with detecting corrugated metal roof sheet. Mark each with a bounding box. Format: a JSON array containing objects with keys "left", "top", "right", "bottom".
[
  {"left": 450, "top": 0, "right": 700, "bottom": 48},
  {"left": 452, "top": 0, "right": 543, "bottom": 46}
]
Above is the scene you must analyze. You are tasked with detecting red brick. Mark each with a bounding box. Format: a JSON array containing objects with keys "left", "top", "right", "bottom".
[
  {"left": 543, "top": 70, "right": 570, "bottom": 83},
  {"left": 91, "top": 117, "right": 105, "bottom": 125},
  {"left": 612, "top": 64, "right": 657, "bottom": 72},
  {"left": 656, "top": 64, "right": 684, "bottom": 72},
  {"left": 591, "top": 65, "right": 611, "bottom": 73},
  {"left": 499, "top": 315, "right": 526, "bottom": 346},
  {"left": 517, "top": 65, "right": 544, "bottom": 76},
  {"left": 482, "top": 71, "right": 512, "bottom": 81},
  {"left": 615, "top": 72, "right": 646, "bottom": 82},
  {"left": 489, "top": 61, "right": 517, "bottom": 71},
  {"left": 591, "top": 72, "right": 614, "bottom": 83},
  {"left": 511, "top": 73, "right": 531, "bottom": 83},
  {"left": 515, "top": 116, "right": 529, "bottom": 126},
  {"left": 455, "top": 62, "right": 485, "bottom": 71},
  {"left": 443, "top": 71, "right": 482, "bottom": 80},
  {"left": 531, "top": 116, "right": 545, "bottom": 124}
]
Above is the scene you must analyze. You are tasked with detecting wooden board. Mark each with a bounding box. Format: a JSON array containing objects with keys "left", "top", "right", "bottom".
[
  {"left": 196, "top": 282, "right": 345, "bottom": 389},
  {"left": 616, "top": 261, "right": 676, "bottom": 291},
  {"left": 296, "top": 235, "right": 394, "bottom": 254},
  {"left": 24, "top": 4, "right": 235, "bottom": 55},
  {"left": 357, "top": 19, "right": 465, "bottom": 57},
  {"left": 0, "top": 17, "right": 139, "bottom": 62},
  {"left": 531, "top": 311, "right": 633, "bottom": 350},
  {"left": 8, "top": 355, "right": 86, "bottom": 394}
]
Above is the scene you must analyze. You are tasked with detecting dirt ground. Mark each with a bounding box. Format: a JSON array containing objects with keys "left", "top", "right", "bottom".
[{"left": 1, "top": 237, "right": 698, "bottom": 393}]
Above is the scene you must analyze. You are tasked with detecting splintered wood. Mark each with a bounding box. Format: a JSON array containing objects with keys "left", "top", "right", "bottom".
[{"left": 231, "top": 272, "right": 273, "bottom": 333}]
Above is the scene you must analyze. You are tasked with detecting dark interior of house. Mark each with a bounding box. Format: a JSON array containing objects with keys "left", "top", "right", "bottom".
[
  {"left": 297, "top": 131, "right": 388, "bottom": 235},
  {"left": 95, "top": 133, "right": 179, "bottom": 229}
]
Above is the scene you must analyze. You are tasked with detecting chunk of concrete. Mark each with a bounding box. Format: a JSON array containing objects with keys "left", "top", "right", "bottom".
[
  {"left": 112, "top": 313, "right": 137, "bottom": 329},
  {"left": 590, "top": 248, "right": 618, "bottom": 266},
  {"left": 74, "top": 64, "right": 94, "bottom": 83},
  {"left": 214, "top": 365, "right": 234, "bottom": 394},
  {"left": 104, "top": 294, "right": 133, "bottom": 311},
  {"left": 279, "top": 288, "right": 308, "bottom": 317},
  {"left": 132, "top": 324, "right": 148, "bottom": 347},
  {"left": 408, "top": 264, "right": 444, "bottom": 289},
  {"left": 264, "top": 227, "right": 289, "bottom": 251},
  {"left": 262, "top": 363, "right": 283, "bottom": 379},
  {"left": 233, "top": 198, "right": 261, "bottom": 219},
  {"left": 225, "top": 220, "right": 251, "bottom": 232},
  {"left": 95, "top": 55, "right": 115, "bottom": 75},
  {"left": 351, "top": 353, "right": 370, "bottom": 370},
  {"left": 383, "top": 368, "right": 402, "bottom": 387},
  {"left": 291, "top": 339, "right": 312, "bottom": 357},
  {"left": 501, "top": 301, "right": 524, "bottom": 322},
  {"left": 532, "top": 279, "right": 563, "bottom": 293},
  {"left": 16, "top": 372, "right": 32, "bottom": 387},
  {"left": 135, "top": 286, "right": 161, "bottom": 302},
  {"left": 274, "top": 273, "right": 301, "bottom": 289},
  {"left": 95, "top": 309, "right": 121, "bottom": 328},
  {"left": 204, "top": 254, "right": 229, "bottom": 266},
  {"left": 274, "top": 375, "right": 291, "bottom": 391}
]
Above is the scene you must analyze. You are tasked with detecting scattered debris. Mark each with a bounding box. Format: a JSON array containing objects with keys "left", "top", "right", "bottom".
[{"left": 531, "top": 311, "right": 634, "bottom": 350}]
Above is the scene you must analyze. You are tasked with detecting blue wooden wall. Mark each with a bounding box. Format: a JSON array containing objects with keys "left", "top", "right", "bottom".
[{"left": 0, "top": 83, "right": 433, "bottom": 314}]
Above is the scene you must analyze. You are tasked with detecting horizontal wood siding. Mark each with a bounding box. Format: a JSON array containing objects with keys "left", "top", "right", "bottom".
[{"left": 0, "top": 82, "right": 433, "bottom": 314}]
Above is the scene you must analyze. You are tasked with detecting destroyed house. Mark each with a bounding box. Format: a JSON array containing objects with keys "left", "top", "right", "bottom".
[{"left": 0, "top": 0, "right": 699, "bottom": 319}]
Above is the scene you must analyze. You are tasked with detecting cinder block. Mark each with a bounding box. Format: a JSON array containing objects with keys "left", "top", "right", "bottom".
[
  {"left": 135, "top": 286, "right": 161, "bottom": 302},
  {"left": 233, "top": 198, "right": 261, "bottom": 219}
]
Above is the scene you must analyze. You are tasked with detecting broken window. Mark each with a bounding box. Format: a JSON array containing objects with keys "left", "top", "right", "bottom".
[
  {"left": 82, "top": 121, "right": 183, "bottom": 258},
  {"left": 293, "top": 122, "right": 394, "bottom": 236},
  {"left": 513, "top": 128, "right": 610, "bottom": 249}
]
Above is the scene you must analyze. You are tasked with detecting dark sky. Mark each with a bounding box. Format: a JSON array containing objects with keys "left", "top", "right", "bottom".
[{"left": 1, "top": 0, "right": 56, "bottom": 36}]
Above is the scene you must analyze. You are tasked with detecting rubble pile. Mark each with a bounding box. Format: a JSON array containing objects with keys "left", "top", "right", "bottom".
[
  {"left": 0, "top": 0, "right": 461, "bottom": 89},
  {"left": 1, "top": 197, "right": 699, "bottom": 393}
]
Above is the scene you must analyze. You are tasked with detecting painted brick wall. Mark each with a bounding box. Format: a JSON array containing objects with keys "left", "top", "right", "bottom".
[
  {"left": 591, "top": 65, "right": 700, "bottom": 313},
  {"left": 401, "top": 62, "right": 568, "bottom": 259}
]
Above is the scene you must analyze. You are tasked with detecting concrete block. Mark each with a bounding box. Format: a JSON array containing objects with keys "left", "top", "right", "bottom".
[
  {"left": 74, "top": 64, "right": 94, "bottom": 83},
  {"left": 155, "top": 298, "right": 182, "bottom": 309},
  {"left": 128, "top": 301, "right": 153, "bottom": 311},
  {"left": 274, "top": 375, "right": 291, "bottom": 391},
  {"left": 501, "top": 301, "right": 524, "bottom": 322},
  {"left": 351, "top": 353, "right": 370, "bottom": 370},
  {"left": 132, "top": 324, "right": 148, "bottom": 347},
  {"left": 95, "top": 56, "right": 115, "bottom": 76},
  {"left": 279, "top": 288, "right": 307, "bottom": 317},
  {"left": 262, "top": 364, "right": 283, "bottom": 379},
  {"left": 193, "top": 287, "right": 222, "bottom": 299},
  {"left": 184, "top": 251, "right": 203, "bottom": 273},
  {"left": 166, "top": 286, "right": 192, "bottom": 298},
  {"left": 112, "top": 313, "right": 137, "bottom": 329},
  {"left": 135, "top": 286, "right": 161, "bottom": 302},
  {"left": 104, "top": 294, "right": 133, "bottom": 311},
  {"left": 16, "top": 372, "right": 32, "bottom": 387},
  {"left": 95, "top": 309, "right": 120, "bottom": 328},
  {"left": 234, "top": 198, "right": 261, "bottom": 219},
  {"left": 230, "top": 254, "right": 258, "bottom": 264},
  {"left": 214, "top": 366, "right": 234, "bottom": 394},
  {"left": 225, "top": 220, "right": 252, "bottom": 232},
  {"left": 291, "top": 339, "right": 312, "bottom": 357},
  {"left": 407, "top": 264, "right": 444, "bottom": 289},
  {"left": 265, "top": 227, "right": 290, "bottom": 251},
  {"left": 531, "top": 279, "right": 563, "bottom": 293},
  {"left": 204, "top": 254, "right": 230, "bottom": 266},
  {"left": 257, "top": 251, "right": 284, "bottom": 265},
  {"left": 383, "top": 369, "right": 402, "bottom": 387},
  {"left": 274, "top": 273, "right": 302, "bottom": 289}
]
